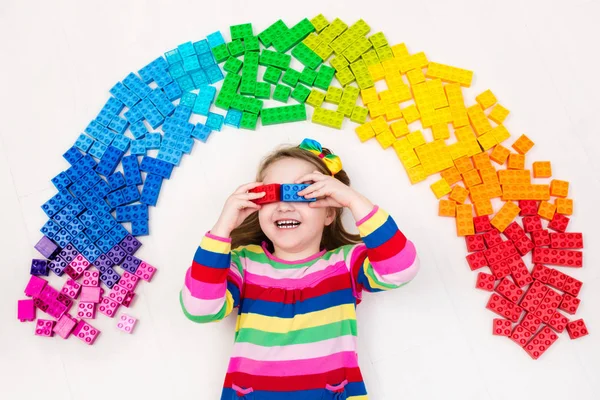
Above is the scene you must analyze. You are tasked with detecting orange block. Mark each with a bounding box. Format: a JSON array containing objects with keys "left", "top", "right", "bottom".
[
  {"left": 441, "top": 166, "right": 462, "bottom": 185},
  {"left": 490, "top": 144, "right": 510, "bottom": 165},
  {"left": 555, "top": 198, "right": 573, "bottom": 215},
  {"left": 512, "top": 134, "right": 535, "bottom": 155},
  {"left": 473, "top": 152, "right": 493, "bottom": 170},
  {"left": 532, "top": 161, "right": 552, "bottom": 178},
  {"left": 550, "top": 179, "right": 569, "bottom": 198},
  {"left": 449, "top": 185, "right": 469, "bottom": 204},
  {"left": 462, "top": 169, "right": 482, "bottom": 188},
  {"left": 456, "top": 204, "right": 474, "bottom": 236},
  {"left": 501, "top": 184, "right": 550, "bottom": 201},
  {"left": 479, "top": 167, "right": 499, "bottom": 184},
  {"left": 507, "top": 153, "right": 525, "bottom": 170},
  {"left": 538, "top": 200, "right": 556, "bottom": 220},
  {"left": 474, "top": 199, "right": 494, "bottom": 216},
  {"left": 454, "top": 156, "right": 474, "bottom": 174},
  {"left": 498, "top": 170, "right": 531, "bottom": 185},
  {"left": 439, "top": 199, "right": 456, "bottom": 217},
  {"left": 491, "top": 201, "right": 520, "bottom": 232},
  {"left": 470, "top": 183, "right": 502, "bottom": 202}
]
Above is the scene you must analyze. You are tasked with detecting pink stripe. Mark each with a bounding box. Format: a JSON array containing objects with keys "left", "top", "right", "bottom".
[
  {"left": 185, "top": 268, "right": 226, "bottom": 299},
  {"left": 372, "top": 256, "right": 420, "bottom": 286},
  {"left": 244, "top": 262, "right": 347, "bottom": 289},
  {"left": 227, "top": 351, "right": 359, "bottom": 376},
  {"left": 181, "top": 285, "right": 225, "bottom": 316},
  {"left": 369, "top": 240, "right": 418, "bottom": 276},
  {"left": 228, "top": 266, "right": 243, "bottom": 290},
  {"left": 230, "top": 335, "right": 357, "bottom": 361},
  {"left": 356, "top": 205, "right": 379, "bottom": 226},
  {"left": 206, "top": 231, "right": 232, "bottom": 243},
  {"left": 241, "top": 251, "right": 346, "bottom": 279},
  {"left": 261, "top": 241, "right": 327, "bottom": 265}
]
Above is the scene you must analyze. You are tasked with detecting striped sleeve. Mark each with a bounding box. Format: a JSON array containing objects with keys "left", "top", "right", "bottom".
[
  {"left": 180, "top": 232, "right": 244, "bottom": 323},
  {"left": 346, "top": 206, "right": 419, "bottom": 298}
]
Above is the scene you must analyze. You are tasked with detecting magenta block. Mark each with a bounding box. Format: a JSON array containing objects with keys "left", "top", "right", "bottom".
[
  {"left": 122, "top": 291, "right": 135, "bottom": 307},
  {"left": 73, "top": 320, "right": 100, "bottom": 345},
  {"left": 116, "top": 314, "right": 137, "bottom": 334},
  {"left": 66, "top": 254, "right": 90, "bottom": 279},
  {"left": 18, "top": 299, "right": 36, "bottom": 322},
  {"left": 80, "top": 286, "right": 102, "bottom": 303},
  {"left": 35, "top": 319, "right": 56, "bottom": 337},
  {"left": 98, "top": 296, "right": 119, "bottom": 318},
  {"left": 119, "top": 271, "right": 140, "bottom": 291},
  {"left": 53, "top": 314, "right": 77, "bottom": 339},
  {"left": 82, "top": 269, "right": 99, "bottom": 286},
  {"left": 135, "top": 261, "right": 156, "bottom": 282},
  {"left": 108, "top": 284, "right": 129, "bottom": 304},
  {"left": 61, "top": 279, "right": 82, "bottom": 299},
  {"left": 77, "top": 302, "right": 96, "bottom": 319},
  {"left": 24, "top": 275, "right": 47, "bottom": 297}
]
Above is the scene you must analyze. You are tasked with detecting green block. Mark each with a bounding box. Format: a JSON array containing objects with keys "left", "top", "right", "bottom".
[
  {"left": 261, "top": 104, "right": 307, "bottom": 125},
  {"left": 291, "top": 83, "right": 311, "bottom": 103},
  {"left": 244, "top": 36, "right": 260, "bottom": 52},
  {"left": 291, "top": 42, "right": 322, "bottom": 70},
  {"left": 245, "top": 97, "right": 264, "bottom": 114},
  {"left": 271, "top": 18, "right": 315, "bottom": 53},
  {"left": 255, "top": 82, "right": 272, "bottom": 99},
  {"left": 215, "top": 90, "right": 234, "bottom": 110},
  {"left": 211, "top": 43, "right": 230, "bottom": 63},
  {"left": 259, "top": 50, "right": 291, "bottom": 70},
  {"left": 230, "top": 23, "right": 254, "bottom": 40},
  {"left": 273, "top": 84, "right": 291, "bottom": 103},
  {"left": 313, "top": 65, "right": 336, "bottom": 90},
  {"left": 299, "top": 67, "right": 317, "bottom": 86},
  {"left": 244, "top": 51, "right": 260, "bottom": 65},
  {"left": 282, "top": 68, "right": 301, "bottom": 87},
  {"left": 228, "top": 40, "right": 245, "bottom": 57},
  {"left": 239, "top": 80, "right": 256, "bottom": 95},
  {"left": 240, "top": 111, "right": 259, "bottom": 130},
  {"left": 221, "top": 73, "right": 242, "bottom": 92},
  {"left": 350, "top": 106, "right": 369, "bottom": 124},
  {"left": 230, "top": 94, "right": 248, "bottom": 111},
  {"left": 369, "top": 32, "right": 388, "bottom": 48},
  {"left": 223, "top": 57, "right": 243, "bottom": 74},
  {"left": 263, "top": 66, "right": 283, "bottom": 85},
  {"left": 258, "top": 19, "right": 288, "bottom": 47}
]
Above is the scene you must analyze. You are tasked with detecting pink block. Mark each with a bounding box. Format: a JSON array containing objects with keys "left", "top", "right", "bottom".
[
  {"left": 116, "top": 314, "right": 137, "bottom": 334},
  {"left": 46, "top": 298, "right": 68, "bottom": 319},
  {"left": 66, "top": 255, "right": 90, "bottom": 279},
  {"left": 35, "top": 319, "right": 56, "bottom": 337},
  {"left": 39, "top": 284, "right": 60, "bottom": 301},
  {"left": 53, "top": 314, "right": 77, "bottom": 339},
  {"left": 108, "top": 285, "right": 129, "bottom": 304},
  {"left": 17, "top": 299, "right": 36, "bottom": 322},
  {"left": 98, "top": 297, "right": 120, "bottom": 318},
  {"left": 73, "top": 320, "right": 100, "bottom": 345},
  {"left": 61, "top": 279, "right": 82, "bottom": 299},
  {"left": 77, "top": 302, "right": 96, "bottom": 319},
  {"left": 122, "top": 292, "right": 135, "bottom": 308},
  {"left": 82, "top": 269, "right": 99, "bottom": 287},
  {"left": 135, "top": 261, "right": 156, "bottom": 282},
  {"left": 24, "top": 275, "right": 47, "bottom": 297},
  {"left": 80, "top": 286, "right": 102, "bottom": 303},
  {"left": 119, "top": 271, "right": 139, "bottom": 291}
]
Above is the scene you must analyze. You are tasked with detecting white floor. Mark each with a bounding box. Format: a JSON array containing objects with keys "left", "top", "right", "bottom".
[{"left": 1, "top": 1, "right": 600, "bottom": 399}]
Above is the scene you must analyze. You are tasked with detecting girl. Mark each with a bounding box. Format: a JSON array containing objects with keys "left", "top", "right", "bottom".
[{"left": 180, "top": 138, "right": 420, "bottom": 400}]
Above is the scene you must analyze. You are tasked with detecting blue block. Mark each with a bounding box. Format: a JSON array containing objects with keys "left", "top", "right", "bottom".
[
  {"left": 172, "top": 105, "right": 192, "bottom": 122},
  {"left": 74, "top": 133, "right": 94, "bottom": 152},
  {"left": 111, "top": 134, "right": 131, "bottom": 152},
  {"left": 81, "top": 170, "right": 101, "bottom": 188},
  {"left": 96, "top": 234, "right": 115, "bottom": 254},
  {"left": 116, "top": 204, "right": 148, "bottom": 222},
  {"left": 108, "top": 224, "right": 129, "bottom": 243},
  {"left": 108, "top": 116, "right": 129, "bottom": 135},
  {"left": 132, "top": 219, "right": 149, "bottom": 236},
  {"left": 198, "top": 52, "right": 216, "bottom": 68},
  {"left": 110, "top": 82, "right": 140, "bottom": 108},
  {"left": 183, "top": 55, "right": 201, "bottom": 73},
  {"left": 149, "top": 89, "right": 175, "bottom": 117},
  {"left": 53, "top": 199, "right": 85, "bottom": 227},
  {"left": 65, "top": 155, "right": 96, "bottom": 181},
  {"left": 123, "top": 72, "right": 152, "bottom": 99},
  {"left": 145, "top": 133, "right": 161, "bottom": 149},
  {"left": 224, "top": 109, "right": 243, "bottom": 128},
  {"left": 102, "top": 97, "right": 125, "bottom": 116},
  {"left": 41, "top": 219, "right": 61, "bottom": 240},
  {"left": 65, "top": 217, "right": 86, "bottom": 236},
  {"left": 96, "top": 146, "right": 124, "bottom": 177},
  {"left": 41, "top": 190, "right": 73, "bottom": 218},
  {"left": 124, "top": 103, "right": 144, "bottom": 124},
  {"left": 96, "top": 108, "right": 114, "bottom": 127},
  {"left": 129, "top": 120, "right": 149, "bottom": 139},
  {"left": 88, "top": 199, "right": 112, "bottom": 216},
  {"left": 81, "top": 243, "right": 102, "bottom": 263},
  {"left": 78, "top": 209, "right": 99, "bottom": 228},
  {"left": 191, "top": 70, "right": 208, "bottom": 88},
  {"left": 198, "top": 85, "right": 217, "bottom": 102},
  {"left": 180, "top": 92, "right": 197, "bottom": 108},
  {"left": 138, "top": 57, "right": 166, "bottom": 83},
  {"left": 163, "top": 81, "right": 183, "bottom": 101},
  {"left": 192, "top": 99, "right": 211, "bottom": 116},
  {"left": 138, "top": 99, "right": 164, "bottom": 129},
  {"left": 54, "top": 228, "right": 73, "bottom": 248},
  {"left": 140, "top": 174, "right": 163, "bottom": 206},
  {"left": 205, "top": 64, "right": 224, "bottom": 84},
  {"left": 205, "top": 112, "right": 224, "bottom": 131},
  {"left": 119, "top": 185, "right": 141, "bottom": 204},
  {"left": 69, "top": 179, "right": 90, "bottom": 198},
  {"left": 193, "top": 39, "right": 210, "bottom": 55},
  {"left": 168, "top": 62, "right": 186, "bottom": 80},
  {"left": 163, "top": 132, "right": 194, "bottom": 154},
  {"left": 107, "top": 172, "right": 126, "bottom": 191},
  {"left": 157, "top": 147, "right": 183, "bottom": 166},
  {"left": 163, "top": 117, "right": 194, "bottom": 137},
  {"left": 280, "top": 184, "right": 316, "bottom": 202},
  {"left": 106, "top": 190, "right": 126, "bottom": 208},
  {"left": 207, "top": 31, "right": 225, "bottom": 48},
  {"left": 176, "top": 75, "right": 195, "bottom": 92},
  {"left": 154, "top": 68, "right": 173, "bottom": 87},
  {"left": 178, "top": 41, "right": 195, "bottom": 58},
  {"left": 63, "top": 146, "right": 83, "bottom": 165},
  {"left": 164, "top": 49, "right": 182, "bottom": 65},
  {"left": 88, "top": 141, "right": 107, "bottom": 159},
  {"left": 72, "top": 232, "right": 92, "bottom": 252},
  {"left": 130, "top": 139, "right": 146, "bottom": 155},
  {"left": 92, "top": 179, "right": 111, "bottom": 198},
  {"left": 51, "top": 172, "right": 72, "bottom": 191},
  {"left": 95, "top": 210, "right": 118, "bottom": 232},
  {"left": 191, "top": 123, "right": 212, "bottom": 142},
  {"left": 140, "top": 157, "right": 173, "bottom": 179},
  {"left": 122, "top": 155, "right": 142, "bottom": 186},
  {"left": 84, "top": 222, "right": 104, "bottom": 242}
]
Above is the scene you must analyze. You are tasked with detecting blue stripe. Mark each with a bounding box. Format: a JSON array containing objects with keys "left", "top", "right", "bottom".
[
  {"left": 226, "top": 279, "right": 241, "bottom": 309},
  {"left": 356, "top": 266, "right": 385, "bottom": 293},
  {"left": 220, "top": 381, "right": 367, "bottom": 399},
  {"left": 362, "top": 215, "right": 398, "bottom": 249},
  {"left": 193, "top": 245, "right": 230, "bottom": 269},
  {"left": 239, "top": 288, "right": 355, "bottom": 318}
]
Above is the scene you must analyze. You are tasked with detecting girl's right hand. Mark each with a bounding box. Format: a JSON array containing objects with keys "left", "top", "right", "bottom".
[{"left": 210, "top": 182, "right": 265, "bottom": 238}]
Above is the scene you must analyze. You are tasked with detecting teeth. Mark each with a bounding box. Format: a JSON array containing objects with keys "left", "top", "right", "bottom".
[{"left": 276, "top": 220, "right": 301, "bottom": 229}]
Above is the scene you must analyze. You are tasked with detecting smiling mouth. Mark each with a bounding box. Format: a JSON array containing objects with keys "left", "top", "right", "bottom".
[{"left": 275, "top": 219, "right": 301, "bottom": 229}]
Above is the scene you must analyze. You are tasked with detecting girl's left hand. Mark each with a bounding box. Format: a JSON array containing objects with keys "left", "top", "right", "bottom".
[{"left": 295, "top": 171, "right": 362, "bottom": 209}]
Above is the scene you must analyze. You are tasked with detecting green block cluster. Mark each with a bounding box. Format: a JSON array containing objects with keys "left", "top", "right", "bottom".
[
  {"left": 261, "top": 104, "right": 307, "bottom": 125},
  {"left": 231, "top": 23, "right": 254, "bottom": 40}
]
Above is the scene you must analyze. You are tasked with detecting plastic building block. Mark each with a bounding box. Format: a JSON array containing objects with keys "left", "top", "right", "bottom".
[
  {"left": 273, "top": 84, "right": 292, "bottom": 103},
  {"left": 311, "top": 108, "right": 344, "bottom": 129},
  {"left": 548, "top": 311, "right": 569, "bottom": 333},
  {"left": 100, "top": 267, "right": 121, "bottom": 290},
  {"left": 261, "top": 104, "right": 307, "bottom": 125},
  {"left": 24, "top": 275, "right": 47, "bottom": 298},
  {"left": 279, "top": 184, "right": 315, "bottom": 203},
  {"left": 512, "top": 134, "right": 534, "bottom": 154},
  {"left": 524, "top": 326, "right": 558, "bottom": 359},
  {"left": 140, "top": 156, "right": 173, "bottom": 179},
  {"left": 135, "top": 261, "right": 156, "bottom": 282},
  {"left": 559, "top": 294, "right": 581, "bottom": 315},
  {"left": 520, "top": 312, "right": 542, "bottom": 333},
  {"left": 250, "top": 184, "right": 281, "bottom": 205},
  {"left": 473, "top": 216, "right": 492, "bottom": 233},
  {"left": 493, "top": 319, "right": 512, "bottom": 336},
  {"left": 495, "top": 277, "right": 524, "bottom": 303},
  {"left": 486, "top": 292, "right": 523, "bottom": 322},
  {"left": 254, "top": 82, "right": 272, "bottom": 99},
  {"left": 17, "top": 299, "right": 36, "bottom": 322},
  {"left": 122, "top": 155, "right": 142, "bottom": 186},
  {"left": 98, "top": 296, "right": 120, "bottom": 318},
  {"left": 520, "top": 280, "right": 549, "bottom": 313},
  {"left": 532, "top": 161, "right": 551, "bottom": 178},
  {"left": 77, "top": 302, "right": 96, "bottom": 319},
  {"left": 538, "top": 201, "right": 556, "bottom": 221},
  {"left": 531, "top": 264, "right": 551, "bottom": 283},
  {"left": 549, "top": 232, "right": 582, "bottom": 250},
  {"left": 522, "top": 215, "right": 542, "bottom": 233},
  {"left": 533, "top": 287, "right": 562, "bottom": 323},
  {"left": 34, "top": 236, "right": 59, "bottom": 259},
  {"left": 514, "top": 235, "right": 535, "bottom": 256},
  {"left": 546, "top": 268, "right": 582, "bottom": 296},
  {"left": 50, "top": 314, "right": 76, "bottom": 339},
  {"left": 117, "top": 314, "right": 137, "bottom": 334},
  {"left": 507, "top": 153, "right": 525, "bottom": 170},
  {"left": 108, "top": 284, "right": 130, "bottom": 304},
  {"left": 140, "top": 174, "right": 164, "bottom": 206},
  {"left": 548, "top": 213, "right": 570, "bottom": 233},
  {"left": 518, "top": 200, "right": 537, "bottom": 216},
  {"left": 449, "top": 185, "right": 469, "bottom": 204},
  {"left": 30, "top": 259, "right": 49, "bottom": 276},
  {"left": 491, "top": 202, "right": 520, "bottom": 232},
  {"left": 430, "top": 178, "right": 451, "bottom": 199},
  {"left": 73, "top": 320, "right": 100, "bottom": 345},
  {"left": 119, "top": 271, "right": 140, "bottom": 292},
  {"left": 35, "top": 319, "right": 56, "bottom": 337},
  {"left": 466, "top": 235, "right": 485, "bottom": 252},
  {"left": 550, "top": 179, "right": 569, "bottom": 197},
  {"left": 476, "top": 272, "right": 495, "bottom": 291},
  {"left": 510, "top": 324, "right": 533, "bottom": 347},
  {"left": 555, "top": 198, "right": 573, "bottom": 215},
  {"left": 455, "top": 204, "right": 474, "bottom": 236},
  {"left": 510, "top": 257, "right": 533, "bottom": 287},
  {"left": 291, "top": 84, "right": 311, "bottom": 103},
  {"left": 466, "top": 251, "right": 488, "bottom": 271},
  {"left": 438, "top": 199, "right": 456, "bottom": 217},
  {"left": 61, "top": 279, "right": 81, "bottom": 299},
  {"left": 532, "top": 248, "right": 583, "bottom": 268},
  {"left": 80, "top": 286, "right": 102, "bottom": 303}
]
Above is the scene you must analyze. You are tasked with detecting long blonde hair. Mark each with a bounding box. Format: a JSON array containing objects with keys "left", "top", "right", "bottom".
[{"left": 230, "top": 143, "right": 361, "bottom": 250}]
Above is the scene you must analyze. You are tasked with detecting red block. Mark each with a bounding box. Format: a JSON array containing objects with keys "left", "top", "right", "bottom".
[
  {"left": 504, "top": 222, "right": 526, "bottom": 241},
  {"left": 489, "top": 258, "right": 513, "bottom": 280},
  {"left": 531, "top": 229, "right": 551, "bottom": 247},
  {"left": 548, "top": 311, "right": 569, "bottom": 333},
  {"left": 520, "top": 312, "right": 543, "bottom": 333},
  {"left": 550, "top": 232, "right": 583, "bottom": 249},
  {"left": 524, "top": 326, "right": 559, "bottom": 360},
  {"left": 510, "top": 257, "right": 533, "bottom": 287},
  {"left": 474, "top": 215, "right": 492, "bottom": 233},
  {"left": 519, "top": 200, "right": 538, "bottom": 216},
  {"left": 476, "top": 272, "right": 495, "bottom": 291},
  {"left": 520, "top": 280, "right": 549, "bottom": 313},
  {"left": 531, "top": 264, "right": 551, "bottom": 283},
  {"left": 496, "top": 277, "right": 524, "bottom": 303},
  {"left": 522, "top": 215, "right": 542, "bottom": 233},
  {"left": 566, "top": 319, "right": 589, "bottom": 340},
  {"left": 533, "top": 287, "right": 563, "bottom": 323},
  {"left": 532, "top": 248, "right": 583, "bottom": 268},
  {"left": 548, "top": 213, "right": 570, "bottom": 233},
  {"left": 484, "top": 241, "right": 517, "bottom": 265},
  {"left": 466, "top": 235, "right": 486, "bottom": 252},
  {"left": 493, "top": 318, "right": 512, "bottom": 336},
  {"left": 483, "top": 229, "right": 503, "bottom": 248},
  {"left": 514, "top": 235, "right": 535, "bottom": 256},
  {"left": 466, "top": 251, "right": 488, "bottom": 271},
  {"left": 510, "top": 324, "right": 534, "bottom": 347},
  {"left": 486, "top": 292, "right": 523, "bottom": 322},
  {"left": 250, "top": 183, "right": 281, "bottom": 205},
  {"left": 559, "top": 294, "right": 581, "bottom": 315}
]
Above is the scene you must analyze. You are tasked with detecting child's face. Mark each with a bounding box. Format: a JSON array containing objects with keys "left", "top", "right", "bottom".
[{"left": 259, "top": 157, "right": 335, "bottom": 255}]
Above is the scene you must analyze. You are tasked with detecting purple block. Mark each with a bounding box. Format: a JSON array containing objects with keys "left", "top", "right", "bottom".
[
  {"left": 57, "top": 244, "right": 79, "bottom": 264},
  {"left": 99, "top": 268, "right": 120, "bottom": 289},
  {"left": 106, "top": 245, "right": 127, "bottom": 265},
  {"left": 30, "top": 259, "right": 49, "bottom": 276},
  {"left": 119, "top": 234, "right": 142, "bottom": 255},
  {"left": 48, "top": 257, "right": 68, "bottom": 276},
  {"left": 121, "top": 255, "right": 142, "bottom": 274},
  {"left": 24, "top": 275, "right": 47, "bottom": 297},
  {"left": 92, "top": 255, "right": 115, "bottom": 273},
  {"left": 17, "top": 299, "right": 36, "bottom": 322},
  {"left": 34, "top": 236, "right": 60, "bottom": 259},
  {"left": 53, "top": 314, "right": 77, "bottom": 339}
]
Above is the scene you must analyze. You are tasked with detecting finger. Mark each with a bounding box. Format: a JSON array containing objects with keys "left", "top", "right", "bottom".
[
  {"left": 234, "top": 181, "right": 264, "bottom": 194},
  {"left": 238, "top": 191, "right": 266, "bottom": 200},
  {"left": 237, "top": 200, "right": 262, "bottom": 211},
  {"left": 304, "top": 188, "right": 328, "bottom": 199},
  {"left": 297, "top": 181, "right": 325, "bottom": 196},
  {"left": 294, "top": 172, "right": 327, "bottom": 184}
]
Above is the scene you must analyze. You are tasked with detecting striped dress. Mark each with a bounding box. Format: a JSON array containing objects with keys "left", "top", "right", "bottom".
[{"left": 180, "top": 206, "right": 419, "bottom": 400}]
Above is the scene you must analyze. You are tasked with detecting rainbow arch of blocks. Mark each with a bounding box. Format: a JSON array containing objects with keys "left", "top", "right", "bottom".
[{"left": 17, "top": 15, "right": 588, "bottom": 355}]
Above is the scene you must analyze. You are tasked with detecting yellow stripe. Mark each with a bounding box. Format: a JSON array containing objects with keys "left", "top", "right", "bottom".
[
  {"left": 201, "top": 235, "right": 231, "bottom": 254},
  {"left": 236, "top": 304, "right": 357, "bottom": 334},
  {"left": 242, "top": 244, "right": 264, "bottom": 255},
  {"left": 348, "top": 396, "right": 369, "bottom": 400},
  {"left": 357, "top": 208, "right": 389, "bottom": 237},
  {"left": 363, "top": 260, "right": 390, "bottom": 291},
  {"left": 224, "top": 290, "right": 234, "bottom": 317}
]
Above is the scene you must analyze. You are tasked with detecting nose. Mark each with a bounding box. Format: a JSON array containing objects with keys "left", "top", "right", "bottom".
[{"left": 275, "top": 201, "right": 295, "bottom": 212}]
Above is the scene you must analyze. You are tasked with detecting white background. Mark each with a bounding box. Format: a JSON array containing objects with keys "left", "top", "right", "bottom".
[{"left": 1, "top": 0, "right": 600, "bottom": 399}]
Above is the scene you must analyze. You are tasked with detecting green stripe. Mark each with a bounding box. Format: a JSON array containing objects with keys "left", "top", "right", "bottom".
[
  {"left": 238, "top": 244, "right": 353, "bottom": 269},
  {"left": 179, "top": 291, "right": 226, "bottom": 323},
  {"left": 364, "top": 262, "right": 402, "bottom": 290},
  {"left": 235, "top": 319, "right": 357, "bottom": 346}
]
